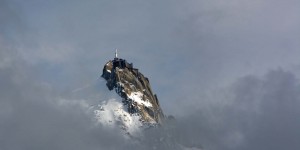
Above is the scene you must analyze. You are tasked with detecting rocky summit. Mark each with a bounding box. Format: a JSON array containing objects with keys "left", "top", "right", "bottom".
[{"left": 101, "top": 55, "right": 164, "bottom": 125}]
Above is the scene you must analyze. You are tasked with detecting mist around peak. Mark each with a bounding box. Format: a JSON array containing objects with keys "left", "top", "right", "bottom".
[{"left": 1, "top": 0, "right": 300, "bottom": 149}]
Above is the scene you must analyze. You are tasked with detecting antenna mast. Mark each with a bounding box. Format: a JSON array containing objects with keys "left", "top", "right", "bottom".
[{"left": 115, "top": 49, "right": 118, "bottom": 58}]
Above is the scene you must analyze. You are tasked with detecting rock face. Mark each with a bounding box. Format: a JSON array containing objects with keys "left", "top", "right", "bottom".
[{"left": 102, "top": 57, "right": 164, "bottom": 124}]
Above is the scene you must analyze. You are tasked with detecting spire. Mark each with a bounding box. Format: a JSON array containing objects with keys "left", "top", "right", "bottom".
[{"left": 115, "top": 49, "right": 118, "bottom": 58}]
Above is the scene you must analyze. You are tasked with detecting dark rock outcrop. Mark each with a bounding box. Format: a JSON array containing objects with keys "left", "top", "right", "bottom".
[{"left": 102, "top": 57, "right": 164, "bottom": 124}]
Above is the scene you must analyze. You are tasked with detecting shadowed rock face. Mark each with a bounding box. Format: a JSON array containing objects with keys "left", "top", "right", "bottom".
[{"left": 102, "top": 58, "right": 164, "bottom": 124}]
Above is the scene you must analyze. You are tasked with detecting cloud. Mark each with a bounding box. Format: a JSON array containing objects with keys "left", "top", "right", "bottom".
[
  {"left": 172, "top": 69, "right": 300, "bottom": 150},
  {"left": 1, "top": 0, "right": 300, "bottom": 149},
  {"left": 2, "top": 54, "right": 300, "bottom": 150},
  {"left": 0, "top": 58, "right": 133, "bottom": 150}
]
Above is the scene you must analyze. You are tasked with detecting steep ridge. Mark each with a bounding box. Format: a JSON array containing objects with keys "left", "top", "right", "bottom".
[
  {"left": 93, "top": 55, "right": 202, "bottom": 149},
  {"left": 101, "top": 56, "right": 165, "bottom": 125}
]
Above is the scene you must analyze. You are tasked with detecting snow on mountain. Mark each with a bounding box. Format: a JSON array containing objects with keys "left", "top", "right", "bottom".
[{"left": 93, "top": 98, "right": 145, "bottom": 137}]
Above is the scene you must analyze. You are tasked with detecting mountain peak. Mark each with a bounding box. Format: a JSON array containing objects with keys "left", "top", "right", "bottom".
[{"left": 101, "top": 57, "right": 164, "bottom": 124}]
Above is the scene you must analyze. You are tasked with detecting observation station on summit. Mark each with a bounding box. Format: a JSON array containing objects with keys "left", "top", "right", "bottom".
[{"left": 113, "top": 49, "right": 134, "bottom": 70}]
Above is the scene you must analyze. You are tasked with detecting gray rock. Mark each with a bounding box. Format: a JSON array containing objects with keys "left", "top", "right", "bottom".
[{"left": 102, "top": 57, "right": 164, "bottom": 124}]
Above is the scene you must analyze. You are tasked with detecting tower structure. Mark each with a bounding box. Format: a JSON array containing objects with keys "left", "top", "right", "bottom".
[{"left": 115, "top": 49, "right": 118, "bottom": 59}]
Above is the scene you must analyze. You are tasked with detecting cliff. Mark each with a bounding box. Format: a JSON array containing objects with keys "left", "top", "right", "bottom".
[{"left": 101, "top": 57, "right": 164, "bottom": 124}]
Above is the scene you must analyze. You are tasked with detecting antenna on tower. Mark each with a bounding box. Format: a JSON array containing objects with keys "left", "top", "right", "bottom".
[{"left": 115, "top": 49, "right": 118, "bottom": 58}]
